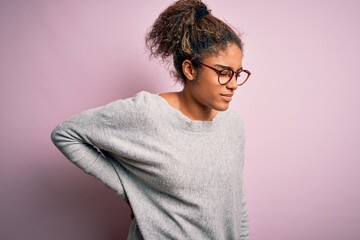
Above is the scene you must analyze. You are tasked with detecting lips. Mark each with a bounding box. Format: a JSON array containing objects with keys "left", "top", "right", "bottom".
[{"left": 220, "top": 93, "right": 233, "bottom": 102}]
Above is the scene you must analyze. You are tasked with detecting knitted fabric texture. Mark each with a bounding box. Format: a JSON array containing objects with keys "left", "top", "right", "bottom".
[{"left": 51, "top": 91, "right": 249, "bottom": 239}]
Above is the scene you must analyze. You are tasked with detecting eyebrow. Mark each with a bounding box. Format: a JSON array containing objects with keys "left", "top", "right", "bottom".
[{"left": 214, "top": 64, "right": 243, "bottom": 72}]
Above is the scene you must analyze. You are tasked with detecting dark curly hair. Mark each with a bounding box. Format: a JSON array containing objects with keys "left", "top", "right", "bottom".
[{"left": 145, "top": 0, "right": 243, "bottom": 84}]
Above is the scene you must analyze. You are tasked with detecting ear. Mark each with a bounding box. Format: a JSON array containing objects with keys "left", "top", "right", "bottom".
[{"left": 182, "top": 60, "right": 197, "bottom": 81}]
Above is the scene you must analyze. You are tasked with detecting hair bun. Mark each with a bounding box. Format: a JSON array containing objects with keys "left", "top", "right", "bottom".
[
  {"left": 195, "top": 6, "right": 211, "bottom": 21},
  {"left": 146, "top": 0, "right": 242, "bottom": 84}
]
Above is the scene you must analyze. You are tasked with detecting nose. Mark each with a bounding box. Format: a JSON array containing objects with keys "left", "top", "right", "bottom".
[{"left": 226, "top": 74, "right": 238, "bottom": 90}]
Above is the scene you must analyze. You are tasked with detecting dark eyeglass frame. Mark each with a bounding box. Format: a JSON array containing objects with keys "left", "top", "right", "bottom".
[{"left": 199, "top": 62, "right": 251, "bottom": 86}]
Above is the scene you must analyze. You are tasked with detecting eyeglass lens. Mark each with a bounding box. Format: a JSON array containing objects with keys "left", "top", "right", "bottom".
[{"left": 218, "top": 69, "right": 249, "bottom": 85}]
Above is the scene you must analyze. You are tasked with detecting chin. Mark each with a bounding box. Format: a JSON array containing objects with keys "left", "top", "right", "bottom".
[{"left": 213, "top": 102, "right": 230, "bottom": 111}]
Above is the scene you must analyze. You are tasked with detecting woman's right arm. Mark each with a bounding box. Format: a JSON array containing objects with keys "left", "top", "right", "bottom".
[
  {"left": 50, "top": 99, "right": 139, "bottom": 201},
  {"left": 51, "top": 124, "right": 127, "bottom": 200}
]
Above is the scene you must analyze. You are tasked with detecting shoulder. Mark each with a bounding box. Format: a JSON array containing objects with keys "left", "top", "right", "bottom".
[
  {"left": 221, "top": 109, "right": 245, "bottom": 138},
  {"left": 103, "top": 91, "right": 159, "bottom": 115},
  {"left": 55, "top": 91, "right": 162, "bottom": 134},
  {"left": 69, "top": 91, "right": 160, "bottom": 128},
  {"left": 223, "top": 109, "right": 246, "bottom": 147},
  {"left": 222, "top": 109, "right": 244, "bottom": 127}
]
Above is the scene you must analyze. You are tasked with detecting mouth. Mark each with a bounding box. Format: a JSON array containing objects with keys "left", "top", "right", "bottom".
[{"left": 220, "top": 93, "right": 233, "bottom": 102}]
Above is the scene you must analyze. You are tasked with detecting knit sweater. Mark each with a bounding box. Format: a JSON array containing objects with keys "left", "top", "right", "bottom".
[{"left": 51, "top": 91, "right": 249, "bottom": 240}]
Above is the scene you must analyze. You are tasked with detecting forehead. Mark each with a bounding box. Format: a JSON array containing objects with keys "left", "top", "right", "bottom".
[{"left": 203, "top": 43, "right": 243, "bottom": 69}]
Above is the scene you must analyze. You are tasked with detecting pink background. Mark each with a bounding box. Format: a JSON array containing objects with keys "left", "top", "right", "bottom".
[{"left": 1, "top": 0, "right": 359, "bottom": 239}]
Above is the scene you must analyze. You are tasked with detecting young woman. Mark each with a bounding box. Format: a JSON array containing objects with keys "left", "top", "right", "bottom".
[{"left": 51, "top": 0, "right": 251, "bottom": 239}]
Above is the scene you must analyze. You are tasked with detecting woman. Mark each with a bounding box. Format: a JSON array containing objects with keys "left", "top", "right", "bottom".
[{"left": 51, "top": 0, "right": 251, "bottom": 239}]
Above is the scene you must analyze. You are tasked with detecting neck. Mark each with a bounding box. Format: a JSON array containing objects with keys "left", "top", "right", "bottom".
[{"left": 177, "top": 89, "right": 217, "bottom": 121}]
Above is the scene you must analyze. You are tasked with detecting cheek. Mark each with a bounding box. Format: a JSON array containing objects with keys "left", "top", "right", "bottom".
[
  {"left": 202, "top": 84, "right": 226, "bottom": 107},
  {"left": 197, "top": 72, "right": 219, "bottom": 90},
  {"left": 198, "top": 82, "right": 219, "bottom": 100},
  {"left": 191, "top": 71, "right": 224, "bottom": 101}
]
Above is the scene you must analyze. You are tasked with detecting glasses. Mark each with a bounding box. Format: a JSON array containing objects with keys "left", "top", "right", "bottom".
[{"left": 199, "top": 62, "right": 251, "bottom": 86}]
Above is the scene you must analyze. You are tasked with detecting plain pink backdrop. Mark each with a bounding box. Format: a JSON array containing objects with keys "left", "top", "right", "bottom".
[{"left": 1, "top": 0, "right": 359, "bottom": 239}]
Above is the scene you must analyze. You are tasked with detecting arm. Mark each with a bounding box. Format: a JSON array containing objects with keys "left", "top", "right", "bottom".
[
  {"left": 51, "top": 124, "right": 127, "bottom": 200},
  {"left": 237, "top": 113, "right": 249, "bottom": 239},
  {"left": 50, "top": 98, "right": 140, "bottom": 201},
  {"left": 239, "top": 182, "right": 249, "bottom": 239}
]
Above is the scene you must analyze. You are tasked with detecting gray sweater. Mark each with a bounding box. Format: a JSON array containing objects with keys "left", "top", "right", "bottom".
[{"left": 51, "top": 91, "right": 249, "bottom": 239}]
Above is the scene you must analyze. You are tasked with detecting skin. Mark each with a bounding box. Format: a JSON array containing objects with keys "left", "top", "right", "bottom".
[{"left": 160, "top": 42, "right": 243, "bottom": 121}]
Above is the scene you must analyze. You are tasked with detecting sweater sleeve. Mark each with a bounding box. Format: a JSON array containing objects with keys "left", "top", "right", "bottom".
[
  {"left": 236, "top": 112, "right": 249, "bottom": 239},
  {"left": 50, "top": 97, "right": 141, "bottom": 201},
  {"left": 240, "top": 182, "right": 249, "bottom": 239}
]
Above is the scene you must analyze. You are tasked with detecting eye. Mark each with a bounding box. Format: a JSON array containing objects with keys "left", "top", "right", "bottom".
[{"left": 220, "top": 69, "right": 231, "bottom": 77}]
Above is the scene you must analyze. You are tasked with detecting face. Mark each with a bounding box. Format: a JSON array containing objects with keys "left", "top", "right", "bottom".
[{"left": 185, "top": 43, "right": 243, "bottom": 112}]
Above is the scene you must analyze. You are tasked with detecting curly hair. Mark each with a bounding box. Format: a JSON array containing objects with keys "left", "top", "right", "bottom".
[{"left": 145, "top": 0, "right": 243, "bottom": 84}]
